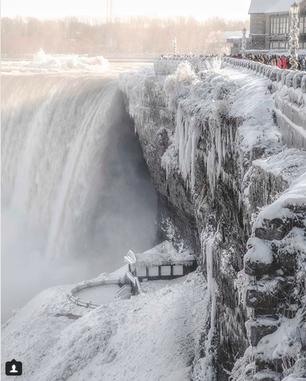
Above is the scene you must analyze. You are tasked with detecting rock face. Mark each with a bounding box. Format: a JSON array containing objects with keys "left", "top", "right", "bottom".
[{"left": 120, "top": 61, "right": 306, "bottom": 380}]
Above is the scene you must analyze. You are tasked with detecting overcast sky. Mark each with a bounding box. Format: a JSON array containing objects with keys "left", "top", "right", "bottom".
[{"left": 2, "top": 0, "right": 250, "bottom": 20}]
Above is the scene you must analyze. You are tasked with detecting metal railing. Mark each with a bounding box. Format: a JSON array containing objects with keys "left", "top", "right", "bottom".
[{"left": 67, "top": 277, "right": 121, "bottom": 309}]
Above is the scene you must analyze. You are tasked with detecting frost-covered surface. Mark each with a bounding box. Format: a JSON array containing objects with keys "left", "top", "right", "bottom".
[
  {"left": 249, "top": 0, "right": 304, "bottom": 14},
  {"left": 253, "top": 149, "right": 306, "bottom": 186},
  {"left": 222, "top": 67, "right": 281, "bottom": 155},
  {"left": 245, "top": 237, "right": 274, "bottom": 265},
  {"left": 273, "top": 79, "right": 306, "bottom": 150},
  {"left": 223, "top": 58, "right": 306, "bottom": 150},
  {"left": 133, "top": 240, "right": 194, "bottom": 265},
  {"left": 254, "top": 173, "right": 306, "bottom": 225},
  {"left": 2, "top": 49, "right": 110, "bottom": 74},
  {"left": 121, "top": 61, "right": 306, "bottom": 380},
  {"left": 233, "top": 312, "right": 306, "bottom": 381},
  {"left": 160, "top": 64, "right": 283, "bottom": 196},
  {"left": 2, "top": 271, "right": 208, "bottom": 381}
]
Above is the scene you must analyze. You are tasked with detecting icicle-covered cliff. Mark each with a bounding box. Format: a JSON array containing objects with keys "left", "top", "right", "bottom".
[{"left": 120, "top": 60, "right": 306, "bottom": 381}]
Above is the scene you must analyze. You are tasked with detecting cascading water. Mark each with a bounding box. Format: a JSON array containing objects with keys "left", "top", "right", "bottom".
[{"left": 2, "top": 58, "right": 157, "bottom": 320}]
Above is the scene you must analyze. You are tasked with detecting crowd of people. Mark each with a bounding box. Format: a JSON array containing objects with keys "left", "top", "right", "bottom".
[
  {"left": 159, "top": 54, "right": 216, "bottom": 61},
  {"left": 231, "top": 53, "right": 306, "bottom": 71}
]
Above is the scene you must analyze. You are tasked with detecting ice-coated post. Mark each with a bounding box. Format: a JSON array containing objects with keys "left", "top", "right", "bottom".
[
  {"left": 172, "top": 37, "right": 177, "bottom": 55},
  {"left": 241, "top": 28, "right": 247, "bottom": 58},
  {"left": 289, "top": 2, "right": 300, "bottom": 61}
]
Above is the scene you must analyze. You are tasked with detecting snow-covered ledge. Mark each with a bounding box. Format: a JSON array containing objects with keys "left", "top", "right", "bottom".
[
  {"left": 223, "top": 57, "right": 306, "bottom": 92},
  {"left": 223, "top": 57, "right": 306, "bottom": 149}
]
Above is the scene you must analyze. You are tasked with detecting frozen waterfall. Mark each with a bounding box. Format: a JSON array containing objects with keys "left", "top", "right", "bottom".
[{"left": 2, "top": 72, "right": 157, "bottom": 320}]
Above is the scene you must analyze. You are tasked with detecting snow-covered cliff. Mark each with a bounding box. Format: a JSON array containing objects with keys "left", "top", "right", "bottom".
[
  {"left": 120, "top": 61, "right": 306, "bottom": 381},
  {"left": 2, "top": 59, "right": 305, "bottom": 381}
]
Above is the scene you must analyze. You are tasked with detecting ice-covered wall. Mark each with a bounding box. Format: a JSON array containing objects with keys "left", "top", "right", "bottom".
[
  {"left": 223, "top": 57, "right": 306, "bottom": 150},
  {"left": 120, "top": 62, "right": 306, "bottom": 381}
]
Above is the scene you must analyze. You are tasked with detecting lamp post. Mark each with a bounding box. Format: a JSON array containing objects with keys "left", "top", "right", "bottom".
[
  {"left": 172, "top": 37, "right": 177, "bottom": 55},
  {"left": 289, "top": 2, "right": 300, "bottom": 62},
  {"left": 241, "top": 28, "right": 247, "bottom": 58}
]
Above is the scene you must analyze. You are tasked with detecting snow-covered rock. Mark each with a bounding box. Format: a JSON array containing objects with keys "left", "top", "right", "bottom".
[
  {"left": 121, "top": 61, "right": 306, "bottom": 380},
  {"left": 2, "top": 272, "right": 207, "bottom": 381}
]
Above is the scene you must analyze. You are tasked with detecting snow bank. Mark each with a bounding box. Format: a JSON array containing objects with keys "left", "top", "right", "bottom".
[
  {"left": 223, "top": 67, "right": 281, "bottom": 154},
  {"left": 243, "top": 311, "right": 306, "bottom": 378},
  {"left": 132, "top": 240, "right": 194, "bottom": 266},
  {"left": 2, "top": 272, "right": 208, "bottom": 381},
  {"left": 253, "top": 149, "right": 306, "bottom": 186},
  {"left": 245, "top": 237, "right": 273, "bottom": 265},
  {"left": 255, "top": 173, "right": 306, "bottom": 226}
]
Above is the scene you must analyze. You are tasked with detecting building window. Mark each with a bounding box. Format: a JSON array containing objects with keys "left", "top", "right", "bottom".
[
  {"left": 148, "top": 266, "right": 159, "bottom": 277},
  {"left": 271, "top": 16, "right": 276, "bottom": 34},
  {"left": 275, "top": 17, "right": 280, "bottom": 34},
  {"left": 161, "top": 266, "right": 171, "bottom": 276},
  {"left": 173, "top": 265, "right": 184, "bottom": 276},
  {"left": 271, "top": 15, "right": 289, "bottom": 35},
  {"left": 270, "top": 16, "right": 275, "bottom": 34},
  {"left": 270, "top": 41, "right": 279, "bottom": 49},
  {"left": 136, "top": 266, "right": 147, "bottom": 277},
  {"left": 300, "top": 16, "right": 306, "bottom": 33},
  {"left": 280, "top": 17, "right": 286, "bottom": 34}
]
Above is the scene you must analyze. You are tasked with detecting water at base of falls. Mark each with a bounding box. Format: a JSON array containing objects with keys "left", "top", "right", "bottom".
[{"left": 2, "top": 71, "right": 157, "bottom": 321}]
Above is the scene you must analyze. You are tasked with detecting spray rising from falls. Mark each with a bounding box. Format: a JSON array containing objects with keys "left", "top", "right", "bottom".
[{"left": 2, "top": 72, "right": 157, "bottom": 319}]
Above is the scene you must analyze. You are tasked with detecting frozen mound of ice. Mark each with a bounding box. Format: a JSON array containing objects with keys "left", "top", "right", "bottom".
[{"left": 2, "top": 49, "right": 110, "bottom": 74}]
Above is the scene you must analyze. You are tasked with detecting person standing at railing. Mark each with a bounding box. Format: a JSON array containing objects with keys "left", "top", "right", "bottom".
[
  {"left": 282, "top": 56, "right": 289, "bottom": 69},
  {"left": 300, "top": 56, "right": 306, "bottom": 71}
]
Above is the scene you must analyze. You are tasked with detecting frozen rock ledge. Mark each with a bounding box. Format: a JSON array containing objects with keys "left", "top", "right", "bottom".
[{"left": 120, "top": 59, "right": 306, "bottom": 381}]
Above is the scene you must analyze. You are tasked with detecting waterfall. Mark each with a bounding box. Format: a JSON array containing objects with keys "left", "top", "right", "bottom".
[{"left": 2, "top": 71, "right": 157, "bottom": 319}]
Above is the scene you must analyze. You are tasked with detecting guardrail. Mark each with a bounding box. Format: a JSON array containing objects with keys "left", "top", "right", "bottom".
[
  {"left": 223, "top": 57, "right": 306, "bottom": 149},
  {"left": 126, "top": 271, "right": 142, "bottom": 294},
  {"left": 223, "top": 57, "right": 306, "bottom": 92},
  {"left": 114, "top": 284, "right": 131, "bottom": 300},
  {"left": 67, "top": 277, "right": 121, "bottom": 309}
]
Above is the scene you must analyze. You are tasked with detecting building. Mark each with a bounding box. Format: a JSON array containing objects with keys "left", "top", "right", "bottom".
[
  {"left": 124, "top": 241, "right": 197, "bottom": 282},
  {"left": 249, "top": 0, "right": 306, "bottom": 51},
  {"left": 224, "top": 30, "right": 250, "bottom": 55}
]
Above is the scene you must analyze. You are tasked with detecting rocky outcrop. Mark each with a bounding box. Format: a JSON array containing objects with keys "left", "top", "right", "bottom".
[
  {"left": 234, "top": 175, "right": 306, "bottom": 381},
  {"left": 120, "top": 61, "right": 306, "bottom": 380}
]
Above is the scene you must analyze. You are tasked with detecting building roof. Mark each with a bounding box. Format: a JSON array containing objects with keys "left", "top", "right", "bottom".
[
  {"left": 249, "top": 0, "right": 303, "bottom": 14},
  {"left": 124, "top": 241, "right": 195, "bottom": 267}
]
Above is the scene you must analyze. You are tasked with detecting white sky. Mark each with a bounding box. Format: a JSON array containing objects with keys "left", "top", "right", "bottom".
[{"left": 2, "top": 0, "right": 250, "bottom": 20}]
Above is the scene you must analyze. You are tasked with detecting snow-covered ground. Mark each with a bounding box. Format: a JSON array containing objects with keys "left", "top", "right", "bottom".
[{"left": 2, "top": 272, "right": 207, "bottom": 381}]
